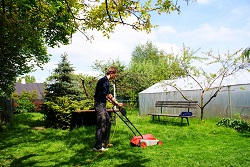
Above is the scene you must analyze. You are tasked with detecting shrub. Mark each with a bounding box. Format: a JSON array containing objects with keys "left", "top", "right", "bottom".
[
  {"left": 15, "top": 97, "right": 35, "bottom": 113},
  {"left": 43, "top": 96, "right": 94, "bottom": 129},
  {"left": 13, "top": 91, "right": 37, "bottom": 113},
  {"left": 217, "top": 118, "right": 250, "bottom": 132}
]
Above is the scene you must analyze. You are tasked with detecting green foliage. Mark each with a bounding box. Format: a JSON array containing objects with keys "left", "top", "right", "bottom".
[
  {"left": 92, "top": 59, "right": 133, "bottom": 101},
  {"left": 93, "top": 42, "right": 186, "bottom": 104},
  {"left": 0, "top": 0, "right": 188, "bottom": 96},
  {"left": 15, "top": 98, "right": 35, "bottom": 113},
  {"left": 44, "top": 96, "right": 93, "bottom": 114},
  {"left": 0, "top": 105, "right": 4, "bottom": 130},
  {"left": 43, "top": 96, "right": 93, "bottom": 129},
  {"left": 43, "top": 54, "right": 92, "bottom": 129},
  {"left": 17, "top": 75, "right": 36, "bottom": 83},
  {"left": 12, "top": 91, "right": 37, "bottom": 113},
  {"left": 241, "top": 47, "right": 250, "bottom": 63},
  {"left": 73, "top": 74, "right": 98, "bottom": 100},
  {"left": 128, "top": 41, "right": 186, "bottom": 92},
  {"left": 45, "top": 53, "right": 83, "bottom": 101},
  {"left": 217, "top": 118, "right": 250, "bottom": 132},
  {"left": 0, "top": 0, "right": 77, "bottom": 96}
]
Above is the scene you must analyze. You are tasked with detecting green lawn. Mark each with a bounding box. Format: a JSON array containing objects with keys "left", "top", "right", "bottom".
[{"left": 0, "top": 111, "right": 249, "bottom": 167}]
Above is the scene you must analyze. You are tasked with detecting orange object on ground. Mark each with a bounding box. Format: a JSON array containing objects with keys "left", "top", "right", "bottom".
[{"left": 130, "top": 134, "right": 163, "bottom": 147}]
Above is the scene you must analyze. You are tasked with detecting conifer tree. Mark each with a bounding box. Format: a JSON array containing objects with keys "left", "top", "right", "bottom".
[{"left": 45, "top": 53, "right": 82, "bottom": 101}]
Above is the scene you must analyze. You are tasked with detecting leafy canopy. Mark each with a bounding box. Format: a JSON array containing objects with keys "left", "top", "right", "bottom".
[
  {"left": 0, "top": 0, "right": 189, "bottom": 96},
  {"left": 17, "top": 75, "right": 36, "bottom": 84},
  {"left": 93, "top": 41, "right": 186, "bottom": 102}
]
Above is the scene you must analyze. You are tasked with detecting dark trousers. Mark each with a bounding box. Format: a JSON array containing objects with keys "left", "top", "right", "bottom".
[{"left": 94, "top": 102, "right": 111, "bottom": 149}]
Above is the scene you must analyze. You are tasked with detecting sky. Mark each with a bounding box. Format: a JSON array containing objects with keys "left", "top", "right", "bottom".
[{"left": 30, "top": 0, "right": 250, "bottom": 82}]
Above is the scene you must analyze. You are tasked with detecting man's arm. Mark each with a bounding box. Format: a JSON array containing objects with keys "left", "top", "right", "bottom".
[{"left": 106, "top": 94, "right": 123, "bottom": 107}]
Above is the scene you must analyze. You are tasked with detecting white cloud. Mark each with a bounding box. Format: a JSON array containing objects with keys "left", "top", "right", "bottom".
[
  {"left": 197, "top": 0, "right": 211, "bottom": 4},
  {"left": 179, "top": 24, "right": 250, "bottom": 43},
  {"left": 231, "top": 6, "right": 250, "bottom": 16},
  {"left": 29, "top": 25, "right": 182, "bottom": 82},
  {"left": 29, "top": 22, "right": 250, "bottom": 83},
  {"left": 155, "top": 26, "right": 176, "bottom": 34},
  {"left": 154, "top": 42, "right": 180, "bottom": 54}
]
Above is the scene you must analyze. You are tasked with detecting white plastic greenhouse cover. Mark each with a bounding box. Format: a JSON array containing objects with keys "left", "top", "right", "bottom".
[
  {"left": 139, "top": 69, "right": 250, "bottom": 118},
  {"left": 140, "top": 70, "right": 250, "bottom": 94}
]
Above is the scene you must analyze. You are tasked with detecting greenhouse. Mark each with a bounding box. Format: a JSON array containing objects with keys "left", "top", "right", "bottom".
[{"left": 139, "top": 70, "right": 250, "bottom": 119}]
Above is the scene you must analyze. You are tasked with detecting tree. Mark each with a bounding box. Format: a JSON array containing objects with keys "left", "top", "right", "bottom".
[
  {"left": 164, "top": 48, "right": 249, "bottom": 120},
  {"left": 44, "top": 53, "right": 82, "bottom": 101},
  {"left": 242, "top": 47, "right": 250, "bottom": 63},
  {"left": 92, "top": 59, "right": 127, "bottom": 98},
  {"left": 17, "top": 75, "right": 36, "bottom": 84},
  {"left": 0, "top": 0, "right": 189, "bottom": 97},
  {"left": 72, "top": 73, "right": 98, "bottom": 100},
  {"left": 43, "top": 54, "right": 94, "bottom": 129},
  {"left": 92, "top": 42, "right": 186, "bottom": 103},
  {"left": 0, "top": 0, "right": 77, "bottom": 96},
  {"left": 127, "top": 42, "right": 185, "bottom": 100}
]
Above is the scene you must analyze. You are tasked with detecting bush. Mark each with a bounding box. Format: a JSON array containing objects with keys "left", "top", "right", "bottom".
[
  {"left": 12, "top": 91, "right": 37, "bottom": 113},
  {"left": 43, "top": 96, "right": 94, "bottom": 129},
  {"left": 15, "top": 98, "right": 35, "bottom": 113},
  {"left": 217, "top": 118, "right": 250, "bottom": 132}
]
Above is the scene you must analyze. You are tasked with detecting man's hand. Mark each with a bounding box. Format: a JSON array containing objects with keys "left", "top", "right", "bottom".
[
  {"left": 117, "top": 103, "right": 124, "bottom": 107},
  {"left": 106, "top": 94, "right": 120, "bottom": 106}
]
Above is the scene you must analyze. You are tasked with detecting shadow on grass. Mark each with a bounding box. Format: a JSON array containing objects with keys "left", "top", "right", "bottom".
[
  {"left": 149, "top": 119, "right": 189, "bottom": 127},
  {"left": 238, "top": 131, "right": 250, "bottom": 138},
  {"left": 54, "top": 128, "right": 150, "bottom": 167},
  {"left": 10, "top": 154, "right": 38, "bottom": 167},
  {"left": 11, "top": 112, "right": 45, "bottom": 127},
  {"left": 0, "top": 113, "right": 45, "bottom": 150},
  {"left": 57, "top": 147, "right": 150, "bottom": 167},
  {"left": 0, "top": 113, "right": 151, "bottom": 167}
]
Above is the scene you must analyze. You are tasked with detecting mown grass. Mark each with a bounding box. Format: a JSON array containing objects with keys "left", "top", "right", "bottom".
[{"left": 0, "top": 110, "right": 249, "bottom": 167}]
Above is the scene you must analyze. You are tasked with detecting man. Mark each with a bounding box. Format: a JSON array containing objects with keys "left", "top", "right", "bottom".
[{"left": 93, "top": 66, "right": 123, "bottom": 152}]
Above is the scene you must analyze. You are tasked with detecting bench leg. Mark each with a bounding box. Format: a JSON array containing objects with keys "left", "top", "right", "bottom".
[
  {"left": 181, "top": 117, "right": 190, "bottom": 126},
  {"left": 186, "top": 118, "right": 189, "bottom": 126}
]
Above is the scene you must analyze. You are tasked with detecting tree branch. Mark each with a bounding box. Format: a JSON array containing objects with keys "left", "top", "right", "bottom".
[
  {"left": 64, "top": 0, "right": 90, "bottom": 40},
  {"left": 64, "top": 0, "right": 86, "bottom": 21},
  {"left": 188, "top": 74, "right": 204, "bottom": 90},
  {"left": 165, "top": 83, "right": 202, "bottom": 107},
  {"left": 203, "top": 73, "right": 225, "bottom": 108}
]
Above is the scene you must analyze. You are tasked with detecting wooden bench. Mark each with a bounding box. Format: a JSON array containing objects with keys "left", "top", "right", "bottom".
[{"left": 148, "top": 101, "right": 198, "bottom": 125}]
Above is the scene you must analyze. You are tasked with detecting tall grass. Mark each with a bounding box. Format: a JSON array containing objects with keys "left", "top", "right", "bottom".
[{"left": 0, "top": 111, "right": 249, "bottom": 167}]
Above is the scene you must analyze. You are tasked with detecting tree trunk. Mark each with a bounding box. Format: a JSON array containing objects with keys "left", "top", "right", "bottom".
[
  {"left": 200, "top": 107, "right": 204, "bottom": 120},
  {"left": 1, "top": 0, "right": 5, "bottom": 14}
]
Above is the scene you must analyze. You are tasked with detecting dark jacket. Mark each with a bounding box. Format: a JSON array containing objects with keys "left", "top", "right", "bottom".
[{"left": 94, "top": 76, "right": 110, "bottom": 103}]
